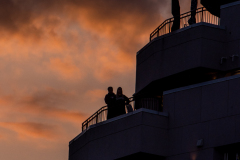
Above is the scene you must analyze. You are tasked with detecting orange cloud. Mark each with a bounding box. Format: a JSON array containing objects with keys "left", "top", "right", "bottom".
[
  {"left": 21, "top": 105, "right": 87, "bottom": 123},
  {"left": 0, "top": 134, "right": 4, "bottom": 140},
  {"left": 93, "top": 51, "right": 136, "bottom": 82},
  {"left": 0, "top": 0, "right": 170, "bottom": 84},
  {"left": 0, "top": 88, "right": 87, "bottom": 123},
  {"left": 85, "top": 89, "right": 106, "bottom": 102},
  {"left": 0, "top": 95, "right": 13, "bottom": 106},
  {"left": 49, "top": 57, "right": 83, "bottom": 80},
  {"left": 16, "top": 88, "right": 87, "bottom": 123},
  {"left": 0, "top": 122, "right": 59, "bottom": 140}
]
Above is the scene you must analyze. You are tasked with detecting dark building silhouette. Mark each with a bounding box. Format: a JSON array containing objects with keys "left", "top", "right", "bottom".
[
  {"left": 201, "top": 0, "right": 239, "bottom": 17},
  {"left": 69, "top": 2, "right": 240, "bottom": 160}
]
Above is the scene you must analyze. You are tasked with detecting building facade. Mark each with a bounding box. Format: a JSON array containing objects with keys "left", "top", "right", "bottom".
[{"left": 69, "top": 2, "right": 240, "bottom": 160}]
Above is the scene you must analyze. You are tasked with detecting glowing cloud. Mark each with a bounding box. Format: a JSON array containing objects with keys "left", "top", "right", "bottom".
[
  {"left": 49, "top": 57, "right": 83, "bottom": 80},
  {"left": 85, "top": 89, "right": 106, "bottom": 102},
  {"left": 0, "top": 122, "right": 59, "bottom": 140}
]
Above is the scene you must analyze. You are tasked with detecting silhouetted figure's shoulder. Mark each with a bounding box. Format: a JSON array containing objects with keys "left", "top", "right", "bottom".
[
  {"left": 116, "top": 95, "right": 130, "bottom": 104},
  {"left": 105, "top": 93, "right": 116, "bottom": 105}
]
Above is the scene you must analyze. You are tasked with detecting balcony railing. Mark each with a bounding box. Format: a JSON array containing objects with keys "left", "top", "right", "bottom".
[
  {"left": 150, "top": 7, "right": 220, "bottom": 41},
  {"left": 135, "top": 97, "right": 163, "bottom": 112},
  {"left": 82, "top": 96, "right": 163, "bottom": 131},
  {"left": 82, "top": 97, "right": 135, "bottom": 131}
]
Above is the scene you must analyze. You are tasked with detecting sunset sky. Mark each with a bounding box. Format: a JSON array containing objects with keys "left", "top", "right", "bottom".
[{"left": 0, "top": 0, "right": 199, "bottom": 160}]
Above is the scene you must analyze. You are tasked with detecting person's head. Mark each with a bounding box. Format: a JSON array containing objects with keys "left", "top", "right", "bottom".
[
  {"left": 108, "top": 86, "right": 113, "bottom": 94},
  {"left": 117, "top": 87, "right": 122, "bottom": 95}
]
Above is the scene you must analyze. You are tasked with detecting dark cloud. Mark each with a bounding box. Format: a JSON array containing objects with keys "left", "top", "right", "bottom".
[
  {"left": 68, "top": 0, "right": 169, "bottom": 54},
  {"left": 0, "top": 0, "right": 196, "bottom": 43},
  {"left": 0, "top": 0, "right": 173, "bottom": 82},
  {"left": 0, "top": 0, "right": 168, "bottom": 43},
  {"left": 0, "top": 1, "right": 32, "bottom": 32}
]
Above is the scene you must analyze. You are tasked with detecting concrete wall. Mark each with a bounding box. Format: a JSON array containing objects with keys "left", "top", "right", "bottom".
[
  {"left": 221, "top": 1, "right": 240, "bottom": 41},
  {"left": 69, "top": 109, "right": 168, "bottom": 160},
  {"left": 163, "top": 74, "right": 240, "bottom": 159},
  {"left": 69, "top": 74, "right": 240, "bottom": 160},
  {"left": 136, "top": 23, "right": 227, "bottom": 93},
  {"left": 220, "top": 1, "right": 240, "bottom": 71}
]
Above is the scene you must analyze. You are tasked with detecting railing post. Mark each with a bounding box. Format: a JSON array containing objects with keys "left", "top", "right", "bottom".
[
  {"left": 96, "top": 112, "right": 98, "bottom": 124},
  {"left": 201, "top": 7, "right": 203, "bottom": 22},
  {"left": 169, "top": 20, "right": 171, "bottom": 33}
]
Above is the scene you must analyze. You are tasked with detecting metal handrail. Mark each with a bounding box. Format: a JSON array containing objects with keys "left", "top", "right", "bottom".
[
  {"left": 150, "top": 7, "right": 220, "bottom": 41},
  {"left": 82, "top": 97, "right": 134, "bottom": 131}
]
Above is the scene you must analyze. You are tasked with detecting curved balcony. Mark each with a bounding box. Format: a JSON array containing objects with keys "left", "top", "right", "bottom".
[
  {"left": 82, "top": 96, "right": 163, "bottom": 131},
  {"left": 150, "top": 7, "right": 220, "bottom": 41},
  {"left": 82, "top": 97, "right": 135, "bottom": 131}
]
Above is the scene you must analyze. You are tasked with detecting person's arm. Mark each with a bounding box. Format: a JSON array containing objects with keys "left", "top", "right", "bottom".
[
  {"left": 124, "top": 95, "right": 130, "bottom": 105},
  {"left": 104, "top": 95, "right": 109, "bottom": 104}
]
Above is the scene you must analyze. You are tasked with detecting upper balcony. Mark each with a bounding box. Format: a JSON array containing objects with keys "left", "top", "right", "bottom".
[
  {"left": 136, "top": 4, "right": 240, "bottom": 95},
  {"left": 150, "top": 7, "right": 220, "bottom": 42}
]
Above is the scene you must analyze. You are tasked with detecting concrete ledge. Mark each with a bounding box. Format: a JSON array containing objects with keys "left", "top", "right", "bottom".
[
  {"left": 221, "top": 1, "right": 240, "bottom": 9},
  {"left": 70, "top": 108, "right": 168, "bottom": 145},
  {"left": 137, "top": 22, "right": 225, "bottom": 55},
  {"left": 69, "top": 109, "right": 169, "bottom": 160},
  {"left": 164, "top": 73, "right": 240, "bottom": 95}
]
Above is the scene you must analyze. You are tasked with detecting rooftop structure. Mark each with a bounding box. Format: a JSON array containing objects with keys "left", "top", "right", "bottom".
[{"left": 69, "top": 1, "right": 240, "bottom": 160}]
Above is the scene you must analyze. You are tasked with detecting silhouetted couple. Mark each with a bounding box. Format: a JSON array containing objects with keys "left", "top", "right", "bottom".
[{"left": 104, "top": 87, "right": 130, "bottom": 119}]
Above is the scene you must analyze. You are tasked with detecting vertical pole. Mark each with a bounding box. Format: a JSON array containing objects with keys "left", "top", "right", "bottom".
[
  {"left": 169, "top": 20, "right": 171, "bottom": 33},
  {"left": 96, "top": 112, "right": 98, "bottom": 124}
]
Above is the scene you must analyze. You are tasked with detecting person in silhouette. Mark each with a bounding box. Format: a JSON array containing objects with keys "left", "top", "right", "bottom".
[
  {"left": 172, "top": 0, "right": 238, "bottom": 30},
  {"left": 115, "top": 87, "right": 130, "bottom": 117},
  {"left": 172, "top": 0, "right": 198, "bottom": 31},
  {"left": 171, "top": 0, "right": 181, "bottom": 32},
  {"left": 188, "top": 0, "right": 198, "bottom": 25},
  {"left": 105, "top": 86, "right": 116, "bottom": 119}
]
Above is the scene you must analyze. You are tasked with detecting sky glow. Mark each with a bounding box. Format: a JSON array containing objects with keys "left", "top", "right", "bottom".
[{"left": 0, "top": 0, "right": 196, "bottom": 159}]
